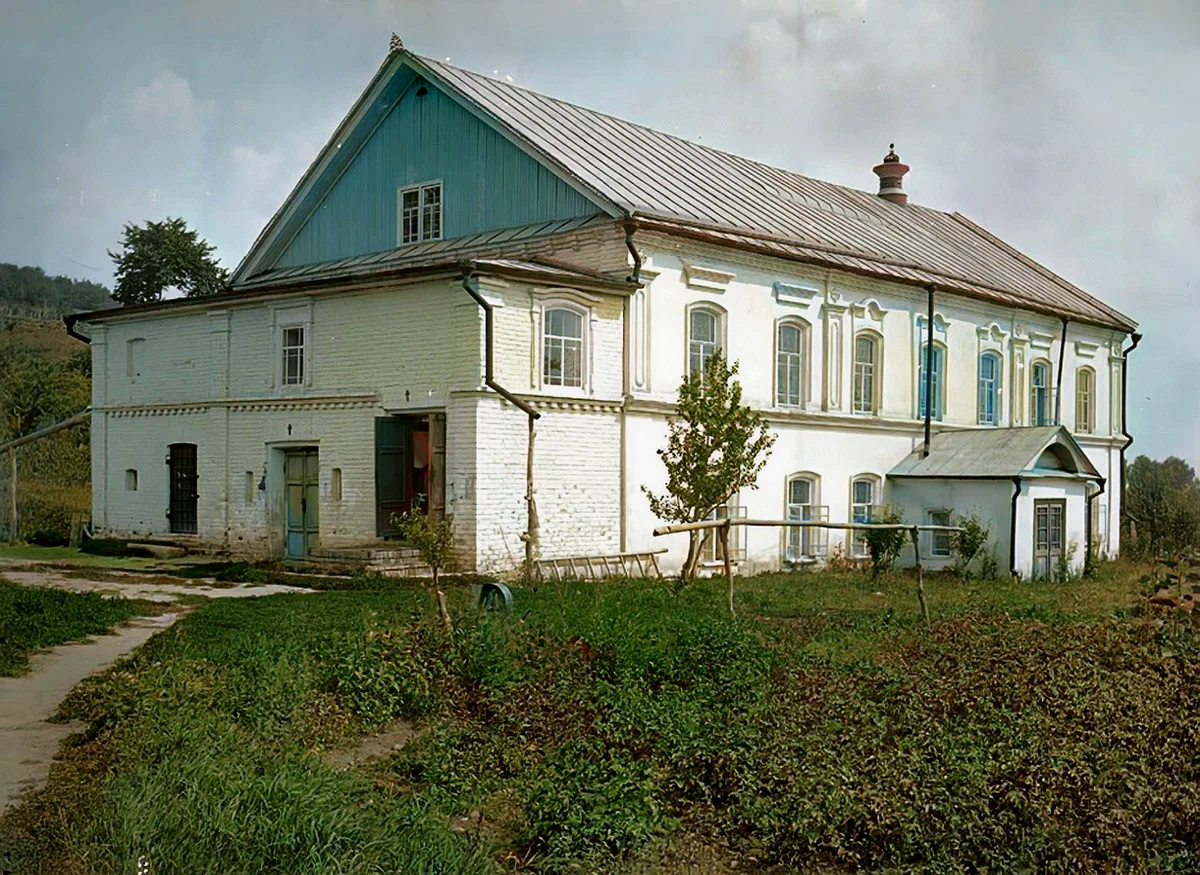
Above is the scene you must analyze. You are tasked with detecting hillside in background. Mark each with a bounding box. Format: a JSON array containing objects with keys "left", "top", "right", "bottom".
[{"left": 0, "top": 263, "right": 110, "bottom": 317}]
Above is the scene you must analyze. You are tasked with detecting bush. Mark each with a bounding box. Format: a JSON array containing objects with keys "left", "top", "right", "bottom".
[
  {"left": 952, "top": 514, "right": 990, "bottom": 577},
  {"left": 862, "top": 505, "right": 906, "bottom": 578},
  {"left": 15, "top": 481, "right": 89, "bottom": 546},
  {"left": 392, "top": 501, "right": 455, "bottom": 587}
]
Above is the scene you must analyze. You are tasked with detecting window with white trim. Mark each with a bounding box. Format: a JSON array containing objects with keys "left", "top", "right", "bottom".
[
  {"left": 687, "top": 306, "right": 723, "bottom": 381},
  {"left": 542, "top": 305, "right": 586, "bottom": 388},
  {"left": 398, "top": 182, "right": 442, "bottom": 245},
  {"left": 978, "top": 351, "right": 1002, "bottom": 425},
  {"left": 1076, "top": 366, "right": 1095, "bottom": 434},
  {"left": 928, "top": 508, "right": 952, "bottom": 557},
  {"left": 785, "top": 474, "right": 823, "bottom": 560},
  {"left": 853, "top": 332, "right": 879, "bottom": 414},
  {"left": 918, "top": 342, "right": 946, "bottom": 421},
  {"left": 281, "top": 325, "right": 305, "bottom": 386},
  {"left": 1031, "top": 359, "right": 1053, "bottom": 426},
  {"left": 776, "top": 320, "right": 807, "bottom": 407},
  {"left": 851, "top": 475, "right": 880, "bottom": 557}
]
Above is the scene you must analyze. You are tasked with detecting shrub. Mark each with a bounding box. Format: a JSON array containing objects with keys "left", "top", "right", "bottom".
[
  {"left": 862, "top": 505, "right": 906, "bottom": 578},
  {"left": 392, "top": 500, "right": 454, "bottom": 588},
  {"left": 951, "top": 514, "right": 990, "bottom": 578},
  {"left": 978, "top": 546, "right": 1001, "bottom": 580},
  {"left": 15, "top": 481, "right": 89, "bottom": 546}
]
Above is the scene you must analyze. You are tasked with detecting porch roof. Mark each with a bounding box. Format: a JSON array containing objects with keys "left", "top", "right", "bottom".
[{"left": 888, "top": 426, "right": 1102, "bottom": 482}]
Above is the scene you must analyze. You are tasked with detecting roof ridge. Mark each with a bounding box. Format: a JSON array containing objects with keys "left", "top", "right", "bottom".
[{"left": 947, "top": 212, "right": 1135, "bottom": 329}]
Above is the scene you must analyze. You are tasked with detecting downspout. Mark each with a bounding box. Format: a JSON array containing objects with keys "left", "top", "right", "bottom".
[
  {"left": 1009, "top": 476, "right": 1023, "bottom": 577},
  {"left": 1054, "top": 316, "right": 1069, "bottom": 425},
  {"left": 63, "top": 313, "right": 90, "bottom": 344},
  {"left": 460, "top": 269, "right": 541, "bottom": 578},
  {"left": 922, "top": 285, "right": 935, "bottom": 456},
  {"left": 620, "top": 220, "right": 643, "bottom": 552},
  {"left": 1119, "top": 331, "right": 1143, "bottom": 542},
  {"left": 1085, "top": 477, "right": 1106, "bottom": 572}
]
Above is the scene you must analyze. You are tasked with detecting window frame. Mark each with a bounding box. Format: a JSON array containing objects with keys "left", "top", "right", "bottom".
[
  {"left": 126, "top": 337, "right": 145, "bottom": 382},
  {"left": 852, "top": 330, "right": 882, "bottom": 415},
  {"left": 281, "top": 323, "right": 307, "bottom": 387},
  {"left": 978, "top": 350, "right": 1002, "bottom": 426},
  {"left": 850, "top": 473, "right": 881, "bottom": 558},
  {"left": 1030, "top": 358, "right": 1054, "bottom": 426},
  {"left": 540, "top": 301, "right": 589, "bottom": 391},
  {"left": 927, "top": 508, "right": 952, "bottom": 557},
  {"left": 784, "top": 472, "right": 822, "bottom": 561},
  {"left": 685, "top": 303, "right": 726, "bottom": 383},
  {"left": 774, "top": 317, "right": 810, "bottom": 408},
  {"left": 1075, "top": 366, "right": 1095, "bottom": 434},
  {"left": 918, "top": 341, "right": 947, "bottom": 421},
  {"left": 396, "top": 180, "right": 443, "bottom": 245}
]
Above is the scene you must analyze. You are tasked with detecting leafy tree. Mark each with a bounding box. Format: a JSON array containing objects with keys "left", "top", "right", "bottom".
[
  {"left": 0, "top": 263, "right": 110, "bottom": 314},
  {"left": 643, "top": 350, "right": 775, "bottom": 581},
  {"left": 1125, "top": 455, "right": 1200, "bottom": 559},
  {"left": 108, "top": 217, "right": 228, "bottom": 305}
]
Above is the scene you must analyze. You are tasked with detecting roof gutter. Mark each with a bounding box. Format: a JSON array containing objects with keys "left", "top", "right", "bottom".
[
  {"left": 622, "top": 219, "right": 642, "bottom": 284},
  {"left": 1119, "top": 331, "right": 1143, "bottom": 539},
  {"left": 460, "top": 266, "right": 539, "bottom": 578},
  {"left": 1054, "top": 316, "right": 1069, "bottom": 425},
  {"left": 63, "top": 312, "right": 90, "bottom": 344}
]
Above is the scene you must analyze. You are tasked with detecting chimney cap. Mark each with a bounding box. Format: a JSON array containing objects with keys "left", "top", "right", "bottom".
[{"left": 882, "top": 143, "right": 901, "bottom": 164}]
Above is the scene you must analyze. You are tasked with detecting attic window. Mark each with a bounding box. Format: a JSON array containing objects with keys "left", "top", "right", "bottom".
[{"left": 398, "top": 182, "right": 442, "bottom": 245}]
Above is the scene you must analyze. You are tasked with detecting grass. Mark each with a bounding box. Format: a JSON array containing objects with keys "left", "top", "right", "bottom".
[
  {"left": 0, "top": 544, "right": 166, "bottom": 570},
  {"left": 0, "top": 578, "right": 158, "bottom": 676},
  {"left": 2, "top": 561, "right": 1197, "bottom": 873}
]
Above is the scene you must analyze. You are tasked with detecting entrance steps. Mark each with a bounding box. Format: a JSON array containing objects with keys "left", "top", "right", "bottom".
[{"left": 305, "top": 544, "right": 429, "bottom": 577}]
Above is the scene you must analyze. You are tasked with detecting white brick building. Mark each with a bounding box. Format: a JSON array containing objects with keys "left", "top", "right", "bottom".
[{"left": 69, "top": 46, "right": 1138, "bottom": 578}]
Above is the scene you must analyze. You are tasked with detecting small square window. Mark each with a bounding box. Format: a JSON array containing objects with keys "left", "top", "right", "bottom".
[{"left": 282, "top": 325, "right": 305, "bottom": 386}]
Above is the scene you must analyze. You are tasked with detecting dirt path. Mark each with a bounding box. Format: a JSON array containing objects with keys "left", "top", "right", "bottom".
[{"left": 0, "top": 570, "right": 312, "bottom": 813}]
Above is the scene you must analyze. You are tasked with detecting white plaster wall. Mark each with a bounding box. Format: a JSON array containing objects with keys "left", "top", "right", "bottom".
[
  {"left": 890, "top": 479, "right": 1015, "bottom": 571},
  {"left": 1013, "top": 479, "right": 1089, "bottom": 577}
]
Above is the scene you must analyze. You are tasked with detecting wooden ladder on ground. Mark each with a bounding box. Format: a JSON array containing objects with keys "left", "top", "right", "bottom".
[{"left": 534, "top": 549, "right": 667, "bottom": 581}]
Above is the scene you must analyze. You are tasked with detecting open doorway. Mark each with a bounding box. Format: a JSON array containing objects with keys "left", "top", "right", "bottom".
[{"left": 375, "top": 415, "right": 434, "bottom": 537}]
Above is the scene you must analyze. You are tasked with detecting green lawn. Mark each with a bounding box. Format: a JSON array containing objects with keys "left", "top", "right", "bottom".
[
  {"left": 0, "top": 544, "right": 167, "bottom": 570},
  {"left": 0, "top": 579, "right": 157, "bottom": 676},
  {"left": 2, "top": 562, "right": 1197, "bottom": 873}
]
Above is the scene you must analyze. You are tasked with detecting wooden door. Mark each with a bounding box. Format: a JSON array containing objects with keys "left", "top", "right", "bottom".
[
  {"left": 1033, "top": 499, "right": 1065, "bottom": 579},
  {"left": 375, "top": 417, "right": 412, "bottom": 537},
  {"left": 167, "top": 443, "right": 198, "bottom": 534},
  {"left": 285, "top": 449, "right": 319, "bottom": 559}
]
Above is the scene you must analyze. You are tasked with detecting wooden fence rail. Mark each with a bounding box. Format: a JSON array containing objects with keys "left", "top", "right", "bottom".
[{"left": 652, "top": 517, "right": 964, "bottom": 626}]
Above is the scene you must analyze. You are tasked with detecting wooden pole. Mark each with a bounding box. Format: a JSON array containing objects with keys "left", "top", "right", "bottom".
[
  {"left": 911, "top": 526, "right": 931, "bottom": 630},
  {"left": 8, "top": 447, "right": 16, "bottom": 545},
  {"left": 721, "top": 519, "right": 735, "bottom": 618}
]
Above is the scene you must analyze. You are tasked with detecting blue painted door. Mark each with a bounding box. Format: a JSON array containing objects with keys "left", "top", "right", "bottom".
[{"left": 285, "top": 449, "right": 319, "bottom": 559}]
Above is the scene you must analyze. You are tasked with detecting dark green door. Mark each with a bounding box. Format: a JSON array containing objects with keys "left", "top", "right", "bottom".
[
  {"left": 376, "top": 417, "right": 412, "bottom": 537},
  {"left": 285, "top": 449, "right": 319, "bottom": 559}
]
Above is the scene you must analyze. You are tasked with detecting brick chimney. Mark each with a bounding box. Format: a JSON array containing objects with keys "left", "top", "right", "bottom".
[{"left": 873, "top": 144, "right": 910, "bottom": 205}]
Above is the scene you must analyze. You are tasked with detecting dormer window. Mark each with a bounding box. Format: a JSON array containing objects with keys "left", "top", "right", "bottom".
[{"left": 398, "top": 182, "right": 442, "bottom": 244}]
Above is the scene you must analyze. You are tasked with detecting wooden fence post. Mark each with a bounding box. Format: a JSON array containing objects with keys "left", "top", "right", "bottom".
[
  {"left": 911, "top": 525, "right": 931, "bottom": 630},
  {"left": 8, "top": 448, "right": 16, "bottom": 545},
  {"left": 721, "top": 519, "right": 735, "bottom": 618}
]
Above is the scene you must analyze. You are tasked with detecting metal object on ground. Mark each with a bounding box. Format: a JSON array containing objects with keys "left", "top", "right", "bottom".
[{"left": 471, "top": 581, "right": 513, "bottom": 615}]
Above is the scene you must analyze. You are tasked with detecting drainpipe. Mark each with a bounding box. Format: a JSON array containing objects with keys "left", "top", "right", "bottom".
[
  {"left": 1009, "top": 476, "right": 1022, "bottom": 577},
  {"left": 623, "top": 220, "right": 643, "bottom": 283},
  {"left": 1054, "top": 316, "right": 1069, "bottom": 425},
  {"left": 1119, "top": 331, "right": 1143, "bottom": 542},
  {"left": 922, "top": 286, "right": 935, "bottom": 456},
  {"left": 1085, "top": 477, "right": 1106, "bottom": 571},
  {"left": 460, "top": 269, "right": 540, "bottom": 578},
  {"left": 620, "top": 220, "right": 643, "bottom": 552},
  {"left": 63, "top": 312, "right": 90, "bottom": 344}
]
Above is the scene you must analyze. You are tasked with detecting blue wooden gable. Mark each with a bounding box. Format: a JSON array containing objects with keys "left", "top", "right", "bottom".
[{"left": 263, "top": 67, "right": 604, "bottom": 271}]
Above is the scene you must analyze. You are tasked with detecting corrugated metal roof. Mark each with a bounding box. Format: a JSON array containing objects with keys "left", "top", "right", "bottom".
[
  {"left": 888, "top": 426, "right": 1101, "bottom": 479},
  {"left": 412, "top": 54, "right": 1135, "bottom": 332}
]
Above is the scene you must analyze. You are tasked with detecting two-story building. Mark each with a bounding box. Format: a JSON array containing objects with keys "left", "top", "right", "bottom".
[{"left": 67, "top": 40, "right": 1138, "bottom": 578}]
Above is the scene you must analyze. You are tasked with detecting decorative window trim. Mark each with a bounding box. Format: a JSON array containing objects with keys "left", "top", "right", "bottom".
[
  {"left": 1075, "top": 366, "right": 1096, "bottom": 434},
  {"left": 396, "top": 179, "right": 443, "bottom": 245},
  {"left": 1074, "top": 341, "right": 1100, "bottom": 359},
  {"left": 852, "top": 329, "right": 883, "bottom": 416},
  {"left": 978, "top": 350, "right": 1003, "bottom": 426},
  {"left": 784, "top": 472, "right": 823, "bottom": 562},
  {"left": 1029, "top": 357, "right": 1055, "bottom": 426},
  {"left": 1030, "top": 330, "right": 1056, "bottom": 351},
  {"left": 976, "top": 322, "right": 1009, "bottom": 343},
  {"left": 532, "top": 286, "right": 602, "bottom": 305},
  {"left": 917, "top": 340, "right": 948, "bottom": 422},
  {"left": 685, "top": 302, "right": 727, "bottom": 381},
  {"left": 774, "top": 316, "right": 811, "bottom": 408},
  {"left": 680, "top": 259, "right": 735, "bottom": 293},
  {"left": 537, "top": 299, "right": 591, "bottom": 393},
  {"left": 773, "top": 280, "right": 821, "bottom": 306},
  {"left": 850, "top": 297, "right": 888, "bottom": 326}
]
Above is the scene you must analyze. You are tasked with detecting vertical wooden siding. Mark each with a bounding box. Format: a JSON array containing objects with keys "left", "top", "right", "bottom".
[{"left": 274, "top": 82, "right": 600, "bottom": 268}]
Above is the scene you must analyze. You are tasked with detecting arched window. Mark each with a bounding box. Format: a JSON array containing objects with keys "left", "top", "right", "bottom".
[
  {"left": 1031, "top": 359, "right": 1053, "bottom": 426},
  {"left": 851, "top": 474, "right": 881, "bottom": 557},
  {"left": 918, "top": 343, "right": 946, "bottom": 420},
  {"left": 978, "top": 351, "right": 1002, "bottom": 425},
  {"left": 687, "top": 306, "right": 723, "bottom": 381},
  {"left": 776, "top": 320, "right": 808, "bottom": 407},
  {"left": 1076, "top": 367, "right": 1095, "bottom": 434},
  {"left": 542, "top": 305, "right": 585, "bottom": 388},
  {"left": 853, "top": 332, "right": 880, "bottom": 414},
  {"left": 785, "top": 473, "right": 821, "bottom": 560}
]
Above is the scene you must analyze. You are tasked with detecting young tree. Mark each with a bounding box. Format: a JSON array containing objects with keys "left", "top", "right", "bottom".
[
  {"left": 108, "top": 217, "right": 228, "bottom": 305},
  {"left": 861, "top": 505, "right": 907, "bottom": 579},
  {"left": 643, "top": 350, "right": 775, "bottom": 581}
]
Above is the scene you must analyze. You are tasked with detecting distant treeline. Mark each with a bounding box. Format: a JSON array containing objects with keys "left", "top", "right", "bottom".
[{"left": 0, "top": 263, "right": 111, "bottom": 316}]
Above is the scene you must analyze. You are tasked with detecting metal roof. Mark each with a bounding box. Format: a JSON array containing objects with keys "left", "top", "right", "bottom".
[
  {"left": 888, "top": 426, "right": 1101, "bottom": 480},
  {"left": 411, "top": 54, "right": 1135, "bottom": 332}
]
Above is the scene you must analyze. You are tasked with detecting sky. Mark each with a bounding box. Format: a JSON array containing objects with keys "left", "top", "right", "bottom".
[{"left": 1, "top": 0, "right": 1197, "bottom": 464}]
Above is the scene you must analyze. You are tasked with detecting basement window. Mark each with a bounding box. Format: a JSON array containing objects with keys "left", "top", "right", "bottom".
[{"left": 398, "top": 181, "right": 442, "bottom": 245}]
